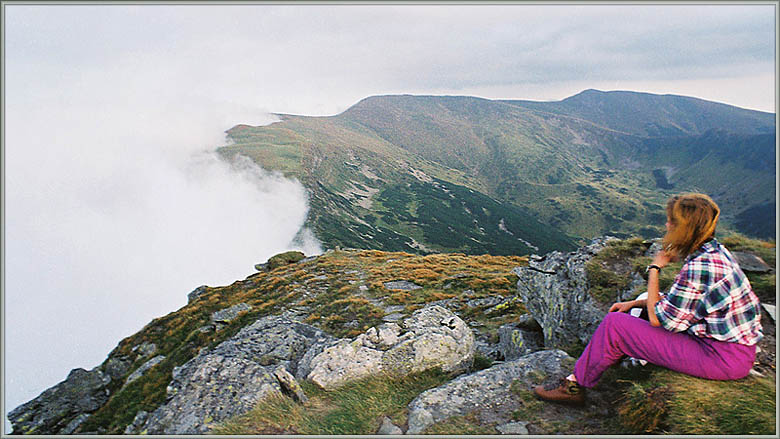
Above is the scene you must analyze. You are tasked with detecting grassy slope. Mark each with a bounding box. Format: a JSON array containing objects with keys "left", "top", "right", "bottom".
[
  {"left": 72, "top": 235, "right": 774, "bottom": 435},
  {"left": 221, "top": 92, "right": 775, "bottom": 253}
]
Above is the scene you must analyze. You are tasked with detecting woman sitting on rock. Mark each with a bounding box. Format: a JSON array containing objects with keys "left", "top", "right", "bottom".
[{"left": 534, "top": 193, "right": 763, "bottom": 405}]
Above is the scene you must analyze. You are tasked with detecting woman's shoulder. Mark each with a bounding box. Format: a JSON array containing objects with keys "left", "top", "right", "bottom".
[{"left": 683, "top": 238, "right": 740, "bottom": 279}]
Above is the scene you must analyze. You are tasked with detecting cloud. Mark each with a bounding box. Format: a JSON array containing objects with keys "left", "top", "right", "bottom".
[{"left": 4, "top": 40, "right": 321, "bottom": 431}]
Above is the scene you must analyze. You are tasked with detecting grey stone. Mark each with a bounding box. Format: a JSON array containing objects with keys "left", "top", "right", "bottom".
[
  {"left": 377, "top": 416, "right": 403, "bottom": 435},
  {"left": 305, "top": 305, "right": 474, "bottom": 390},
  {"left": 9, "top": 367, "right": 111, "bottom": 435},
  {"left": 211, "top": 302, "right": 252, "bottom": 327},
  {"left": 383, "top": 280, "right": 422, "bottom": 291},
  {"left": 733, "top": 251, "right": 772, "bottom": 273},
  {"left": 496, "top": 421, "right": 529, "bottom": 435},
  {"left": 131, "top": 342, "right": 158, "bottom": 357},
  {"left": 512, "top": 237, "right": 611, "bottom": 349},
  {"left": 384, "top": 305, "right": 405, "bottom": 314},
  {"left": 124, "top": 410, "right": 149, "bottom": 434},
  {"left": 498, "top": 324, "right": 543, "bottom": 361},
  {"left": 383, "top": 313, "right": 405, "bottom": 322},
  {"left": 188, "top": 285, "right": 210, "bottom": 303},
  {"left": 139, "top": 315, "right": 332, "bottom": 434},
  {"left": 103, "top": 355, "right": 132, "bottom": 381},
  {"left": 274, "top": 365, "right": 308, "bottom": 403},
  {"left": 59, "top": 413, "right": 91, "bottom": 435},
  {"left": 406, "top": 349, "right": 574, "bottom": 434},
  {"left": 124, "top": 355, "right": 166, "bottom": 387},
  {"left": 465, "top": 296, "right": 504, "bottom": 308}
]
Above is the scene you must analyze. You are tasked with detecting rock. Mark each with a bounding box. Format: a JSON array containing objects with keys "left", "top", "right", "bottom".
[
  {"left": 305, "top": 305, "right": 474, "bottom": 389},
  {"left": 123, "top": 411, "right": 149, "bottom": 434},
  {"left": 188, "top": 285, "right": 210, "bottom": 303},
  {"left": 498, "top": 324, "right": 543, "bottom": 361},
  {"left": 496, "top": 421, "right": 529, "bottom": 435},
  {"left": 266, "top": 251, "right": 306, "bottom": 270},
  {"left": 124, "top": 355, "right": 166, "bottom": 387},
  {"left": 211, "top": 303, "right": 252, "bottom": 330},
  {"left": 364, "top": 323, "right": 401, "bottom": 349},
  {"left": 103, "top": 355, "right": 132, "bottom": 381},
  {"left": 733, "top": 251, "right": 772, "bottom": 273},
  {"left": 131, "top": 342, "right": 158, "bottom": 357},
  {"left": 762, "top": 303, "right": 776, "bottom": 322},
  {"left": 383, "top": 313, "right": 404, "bottom": 322},
  {"left": 254, "top": 262, "right": 269, "bottom": 271},
  {"left": 384, "top": 305, "right": 405, "bottom": 314},
  {"left": 9, "top": 367, "right": 112, "bottom": 435},
  {"left": 512, "top": 237, "right": 611, "bottom": 349},
  {"left": 406, "top": 349, "right": 574, "bottom": 434},
  {"left": 383, "top": 280, "right": 422, "bottom": 291},
  {"left": 137, "top": 315, "right": 332, "bottom": 434},
  {"left": 381, "top": 306, "right": 474, "bottom": 377},
  {"left": 60, "top": 413, "right": 91, "bottom": 435},
  {"left": 274, "top": 365, "right": 308, "bottom": 403},
  {"left": 304, "top": 339, "right": 384, "bottom": 389},
  {"left": 377, "top": 416, "right": 403, "bottom": 435},
  {"left": 465, "top": 296, "right": 504, "bottom": 308}
]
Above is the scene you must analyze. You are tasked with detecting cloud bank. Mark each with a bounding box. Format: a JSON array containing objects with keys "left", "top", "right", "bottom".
[{"left": 4, "top": 51, "right": 321, "bottom": 432}]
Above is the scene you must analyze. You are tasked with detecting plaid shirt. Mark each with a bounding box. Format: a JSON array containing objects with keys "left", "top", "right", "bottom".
[{"left": 654, "top": 238, "right": 763, "bottom": 346}]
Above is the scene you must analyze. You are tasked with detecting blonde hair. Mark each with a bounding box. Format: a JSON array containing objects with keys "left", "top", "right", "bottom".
[{"left": 663, "top": 193, "right": 720, "bottom": 258}]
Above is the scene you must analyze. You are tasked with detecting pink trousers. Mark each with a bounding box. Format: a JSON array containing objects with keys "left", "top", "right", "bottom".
[{"left": 574, "top": 312, "right": 756, "bottom": 388}]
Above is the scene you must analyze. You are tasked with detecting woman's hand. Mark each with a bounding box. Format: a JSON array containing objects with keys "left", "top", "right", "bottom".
[{"left": 609, "top": 301, "right": 635, "bottom": 313}]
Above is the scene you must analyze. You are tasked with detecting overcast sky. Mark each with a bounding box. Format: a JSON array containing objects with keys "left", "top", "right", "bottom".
[{"left": 3, "top": 2, "right": 776, "bottom": 432}]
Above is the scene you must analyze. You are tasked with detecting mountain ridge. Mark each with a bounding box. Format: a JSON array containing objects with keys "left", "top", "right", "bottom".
[{"left": 220, "top": 89, "right": 775, "bottom": 253}]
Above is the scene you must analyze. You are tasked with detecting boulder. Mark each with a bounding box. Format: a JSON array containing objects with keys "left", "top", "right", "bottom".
[
  {"left": 266, "top": 251, "right": 306, "bottom": 271},
  {"left": 211, "top": 302, "right": 252, "bottom": 326},
  {"left": 304, "top": 306, "right": 474, "bottom": 389},
  {"left": 103, "top": 355, "right": 132, "bottom": 381},
  {"left": 188, "top": 285, "right": 210, "bottom": 303},
  {"left": 732, "top": 251, "right": 772, "bottom": 273},
  {"left": 512, "top": 237, "right": 611, "bottom": 349},
  {"left": 135, "top": 315, "right": 333, "bottom": 435},
  {"left": 124, "top": 355, "right": 166, "bottom": 387},
  {"left": 406, "top": 349, "right": 574, "bottom": 434},
  {"left": 8, "top": 367, "right": 111, "bottom": 435},
  {"left": 131, "top": 342, "right": 158, "bottom": 357}
]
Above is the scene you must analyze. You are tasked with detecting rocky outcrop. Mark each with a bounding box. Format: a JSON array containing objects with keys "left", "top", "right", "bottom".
[
  {"left": 732, "top": 251, "right": 772, "bottom": 273},
  {"left": 406, "top": 349, "right": 575, "bottom": 434},
  {"left": 303, "top": 305, "right": 475, "bottom": 389},
  {"left": 512, "top": 237, "right": 612, "bottom": 349},
  {"left": 8, "top": 368, "right": 111, "bottom": 435},
  {"left": 132, "top": 315, "right": 334, "bottom": 435}
]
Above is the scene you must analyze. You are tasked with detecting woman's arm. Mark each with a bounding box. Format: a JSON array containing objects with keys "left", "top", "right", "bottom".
[{"left": 646, "top": 250, "right": 673, "bottom": 327}]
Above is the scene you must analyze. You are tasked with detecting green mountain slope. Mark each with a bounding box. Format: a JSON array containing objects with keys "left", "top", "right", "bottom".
[{"left": 219, "top": 90, "right": 775, "bottom": 252}]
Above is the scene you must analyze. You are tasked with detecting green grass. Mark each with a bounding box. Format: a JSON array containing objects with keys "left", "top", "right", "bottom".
[
  {"left": 213, "top": 369, "right": 452, "bottom": 435},
  {"left": 616, "top": 368, "right": 776, "bottom": 435}
]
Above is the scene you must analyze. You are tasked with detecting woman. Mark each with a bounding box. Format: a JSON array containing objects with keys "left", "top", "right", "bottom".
[{"left": 534, "top": 193, "right": 763, "bottom": 405}]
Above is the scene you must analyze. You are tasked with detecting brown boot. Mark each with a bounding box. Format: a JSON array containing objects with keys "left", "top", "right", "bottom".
[{"left": 533, "top": 378, "right": 585, "bottom": 406}]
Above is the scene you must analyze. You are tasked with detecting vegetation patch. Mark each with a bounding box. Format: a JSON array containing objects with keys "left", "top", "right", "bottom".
[{"left": 213, "top": 369, "right": 452, "bottom": 435}]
